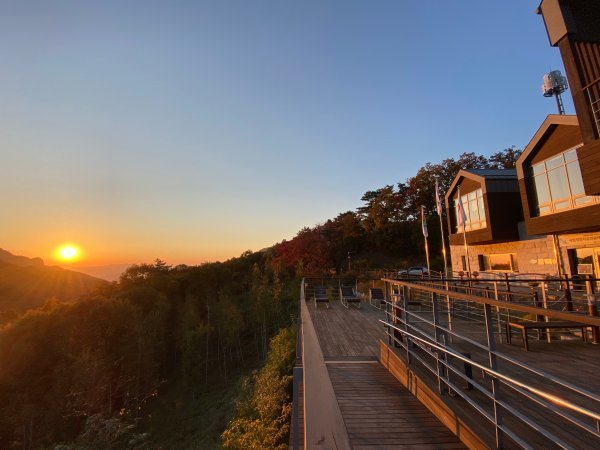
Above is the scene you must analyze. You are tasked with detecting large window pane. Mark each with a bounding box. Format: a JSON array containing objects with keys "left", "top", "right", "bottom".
[
  {"left": 533, "top": 174, "right": 551, "bottom": 205},
  {"left": 546, "top": 154, "right": 564, "bottom": 170},
  {"left": 547, "top": 166, "right": 570, "bottom": 200},
  {"left": 566, "top": 161, "right": 585, "bottom": 196},
  {"left": 564, "top": 149, "right": 578, "bottom": 163},
  {"left": 532, "top": 163, "right": 545, "bottom": 176}
]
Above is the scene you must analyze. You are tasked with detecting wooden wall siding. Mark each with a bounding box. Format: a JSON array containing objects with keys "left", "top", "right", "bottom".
[
  {"left": 574, "top": 41, "right": 600, "bottom": 87},
  {"left": 578, "top": 140, "right": 600, "bottom": 194},
  {"left": 486, "top": 192, "right": 523, "bottom": 240},
  {"left": 560, "top": 39, "right": 598, "bottom": 143},
  {"left": 485, "top": 178, "right": 519, "bottom": 193},
  {"left": 529, "top": 124, "right": 582, "bottom": 165},
  {"left": 456, "top": 178, "right": 480, "bottom": 195}
]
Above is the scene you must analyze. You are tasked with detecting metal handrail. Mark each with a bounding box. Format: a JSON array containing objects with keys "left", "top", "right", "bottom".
[
  {"left": 381, "top": 320, "right": 600, "bottom": 423},
  {"left": 383, "top": 278, "right": 600, "bottom": 326},
  {"left": 385, "top": 299, "right": 600, "bottom": 404}
]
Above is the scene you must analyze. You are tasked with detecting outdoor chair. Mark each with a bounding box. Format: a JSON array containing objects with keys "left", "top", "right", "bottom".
[
  {"left": 340, "top": 286, "right": 361, "bottom": 309},
  {"left": 369, "top": 287, "right": 385, "bottom": 309},
  {"left": 313, "top": 286, "right": 329, "bottom": 308}
]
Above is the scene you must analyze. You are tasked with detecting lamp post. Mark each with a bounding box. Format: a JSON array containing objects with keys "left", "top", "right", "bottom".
[{"left": 348, "top": 252, "right": 351, "bottom": 272}]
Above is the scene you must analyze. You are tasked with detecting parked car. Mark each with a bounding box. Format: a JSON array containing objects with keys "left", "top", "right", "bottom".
[{"left": 398, "top": 266, "right": 429, "bottom": 276}]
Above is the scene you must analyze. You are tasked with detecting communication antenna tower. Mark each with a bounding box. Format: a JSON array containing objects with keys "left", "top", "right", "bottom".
[{"left": 542, "top": 70, "right": 569, "bottom": 115}]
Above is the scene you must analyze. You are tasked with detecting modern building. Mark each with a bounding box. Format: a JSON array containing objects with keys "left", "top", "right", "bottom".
[
  {"left": 446, "top": 114, "right": 600, "bottom": 278},
  {"left": 537, "top": 0, "right": 600, "bottom": 196},
  {"left": 445, "top": 167, "right": 559, "bottom": 276},
  {"left": 444, "top": 1, "right": 600, "bottom": 279}
]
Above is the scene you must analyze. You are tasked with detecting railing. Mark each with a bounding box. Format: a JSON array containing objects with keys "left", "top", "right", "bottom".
[
  {"left": 584, "top": 76, "right": 600, "bottom": 138},
  {"left": 381, "top": 277, "right": 600, "bottom": 449}
]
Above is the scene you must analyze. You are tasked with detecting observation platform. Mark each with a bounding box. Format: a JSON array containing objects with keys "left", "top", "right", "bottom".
[
  {"left": 292, "top": 278, "right": 600, "bottom": 449},
  {"left": 296, "top": 295, "right": 466, "bottom": 449}
]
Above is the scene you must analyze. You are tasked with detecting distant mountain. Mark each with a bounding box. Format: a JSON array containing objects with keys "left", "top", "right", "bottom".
[
  {"left": 0, "top": 248, "right": 44, "bottom": 267},
  {"left": 72, "top": 264, "right": 132, "bottom": 282},
  {"left": 0, "top": 249, "right": 107, "bottom": 313}
]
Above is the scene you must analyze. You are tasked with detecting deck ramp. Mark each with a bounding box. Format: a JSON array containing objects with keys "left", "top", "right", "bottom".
[{"left": 308, "top": 300, "right": 465, "bottom": 449}]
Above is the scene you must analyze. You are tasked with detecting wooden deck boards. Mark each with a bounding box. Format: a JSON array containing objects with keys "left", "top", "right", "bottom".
[
  {"left": 308, "top": 300, "right": 466, "bottom": 449},
  {"left": 327, "top": 362, "right": 466, "bottom": 449},
  {"left": 310, "top": 298, "right": 385, "bottom": 360}
]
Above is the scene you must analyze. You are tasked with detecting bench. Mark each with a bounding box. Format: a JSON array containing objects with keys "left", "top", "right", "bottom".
[{"left": 506, "top": 320, "right": 589, "bottom": 351}]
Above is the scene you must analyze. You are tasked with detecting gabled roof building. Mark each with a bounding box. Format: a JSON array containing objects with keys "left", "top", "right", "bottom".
[{"left": 446, "top": 114, "right": 600, "bottom": 278}]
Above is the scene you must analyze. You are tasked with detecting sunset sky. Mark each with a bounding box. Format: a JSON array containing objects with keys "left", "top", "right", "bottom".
[{"left": 2, "top": 1, "right": 572, "bottom": 267}]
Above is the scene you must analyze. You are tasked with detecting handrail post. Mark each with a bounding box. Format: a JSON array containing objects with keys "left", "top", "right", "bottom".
[
  {"left": 403, "top": 285, "right": 411, "bottom": 363},
  {"left": 484, "top": 303, "right": 503, "bottom": 448},
  {"left": 445, "top": 279, "right": 453, "bottom": 344},
  {"left": 565, "top": 279, "right": 574, "bottom": 312},
  {"left": 585, "top": 279, "right": 600, "bottom": 344},
  {"left": 541, "top": 281, "right": 551, "bottom": 343},
  {"left": 432, "top": 292, "right": 446, "bottom": 394}
]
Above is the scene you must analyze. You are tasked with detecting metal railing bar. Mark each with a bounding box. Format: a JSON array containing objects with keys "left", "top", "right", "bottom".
[
  {"left": 388, "top": 335, "right": 499, "bottom": 425},
  {"left": 389, "top": 329, "right": 577, "bottom": 449},
  {"left": 380, "top": 320, "right": 600, "bottom": 424},
  {"left": 500, "top": 376, "right": 600, "bottom": 438},
  {"left": 384, "top": 279, "right": 600, "bottom": 327},
  {"left": 385, "top": 283, "right": 600, "bottom": 402}
]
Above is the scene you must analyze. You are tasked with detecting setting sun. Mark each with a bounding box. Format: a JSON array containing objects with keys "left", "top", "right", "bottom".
[{"left": 55, "top": 244, "right": 81, "bottom": 263}]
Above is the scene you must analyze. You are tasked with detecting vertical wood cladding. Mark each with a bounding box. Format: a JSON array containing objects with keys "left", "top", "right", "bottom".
[
  {"left": 529, "top": 124, "right": 582, "bottom": 164},
  {"left": 539, "top": 0, "right": 600, "bottom": 194},
  {"left": 577, "top": 140, "right": 600, "bottom": 194}
]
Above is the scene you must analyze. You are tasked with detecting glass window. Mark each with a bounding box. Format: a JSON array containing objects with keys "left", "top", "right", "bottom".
[
  {"left": 486, "top": 253, "right": 518, "bottom": 272},
  {"left": 527, "top": 144, "right": 599, "bottom": 216},
  {"left": 454, "top": 188, "right": 486, "bottom": 232},
  {"left": 564, "top": 149, "right": 578, "bottom": 163},
  {"left": 566, "top": 161, "right": 586, "bottom": 196},
  {"left": 546, "top": 154, "right": 564, "bottom": 170},
  {"left": 547, "top": 166, "right": 570, "bottom": 199},
  {"left": 533, "top": 174, "right": 551, "bottom": 205}
]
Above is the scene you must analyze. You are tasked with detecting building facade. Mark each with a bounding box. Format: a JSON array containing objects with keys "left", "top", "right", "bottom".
[{"left": 446, "top": 115, "right": 600, "bottom": 278}]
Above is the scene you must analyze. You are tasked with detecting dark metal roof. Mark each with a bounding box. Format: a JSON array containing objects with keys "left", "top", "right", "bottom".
[{"left": 462, "top": 169, "right": 517, "bottom": 179}]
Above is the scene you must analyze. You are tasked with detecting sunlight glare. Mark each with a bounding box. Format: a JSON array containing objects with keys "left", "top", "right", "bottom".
[{"left": 55, "top": 244, "right": 81, "bottom": 263}]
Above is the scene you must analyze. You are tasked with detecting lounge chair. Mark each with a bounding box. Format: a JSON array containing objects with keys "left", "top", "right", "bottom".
[
  {"left": 313, "top": 286, "right": 329, "bottom": 308},
  {"left": 369, "top": 288, "right": 385, "bottom": 309},
  {"left": 340, "top": 286, "right": 361, "bottom": 309}
]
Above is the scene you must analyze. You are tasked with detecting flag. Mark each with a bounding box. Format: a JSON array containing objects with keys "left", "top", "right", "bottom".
[
  {"left": 421, "top": 206, "right": 429, "bottom": 238},
  {"left": 456, "top": 187, "right": 468, "bottom": 227},
  {"left": 435, "top": 179, "right": 443, "bottom": 216}
]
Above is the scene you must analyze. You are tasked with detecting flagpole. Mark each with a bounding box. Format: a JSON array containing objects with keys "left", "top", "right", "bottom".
[
  {"left": 457, "top": 186, "right": 472, "bottom": 275},
  {"left": 439, "top": 212, "right": 448, "bottom": 278},
  {"left": 435, "top": 179, "right": 449, "bottom": 279},
  {"left": 422, "top": 206, "right": 430, "bottom": 274}
]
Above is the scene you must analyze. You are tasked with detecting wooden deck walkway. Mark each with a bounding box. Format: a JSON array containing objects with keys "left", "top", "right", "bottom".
[{"left": 308, "top": 300, "right": 466, "bottom": 449}]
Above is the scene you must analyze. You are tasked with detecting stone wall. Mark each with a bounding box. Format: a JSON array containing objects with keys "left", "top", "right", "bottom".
[{"left": 449, "top": 235, "right": 558, "bottom": 276}]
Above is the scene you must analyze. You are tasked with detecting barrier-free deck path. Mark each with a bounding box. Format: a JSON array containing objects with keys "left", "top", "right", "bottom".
[{"left": 309, "top": 300, "right": 466, "bottom": 449}]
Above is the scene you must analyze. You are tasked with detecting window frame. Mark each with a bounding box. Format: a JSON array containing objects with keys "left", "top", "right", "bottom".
[
  {"left": 454, "top": 188, "right": 487, "bottom": 232},
  {"left": 528, "top": 144, "right": 600, "bottom": 216}
]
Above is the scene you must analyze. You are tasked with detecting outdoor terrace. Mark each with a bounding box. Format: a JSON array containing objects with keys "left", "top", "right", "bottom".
[{"left": 292, "top": 276, "right": 600, "bottom": 449}]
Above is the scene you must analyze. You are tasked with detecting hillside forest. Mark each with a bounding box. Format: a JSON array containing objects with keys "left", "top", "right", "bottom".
[{"left": 0, "top": 147, "right": 520, "bottom": 449}]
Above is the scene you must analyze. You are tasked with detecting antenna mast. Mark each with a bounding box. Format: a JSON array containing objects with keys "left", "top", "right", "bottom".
[{"left": 542, "top": 70, "right": 569, "bottom": 115}]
